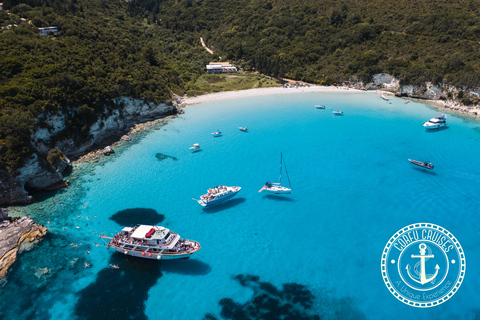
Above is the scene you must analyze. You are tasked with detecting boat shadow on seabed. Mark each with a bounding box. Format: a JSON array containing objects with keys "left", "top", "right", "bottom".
[
  {"left": 412, "top": 167, "right": 438, "bottom": 176},
  {"left": 201, "top": 198, "right": 246, "bottom": 214},
  {"left": 262, "top": 194, "right": 295, "bottom": 202}
]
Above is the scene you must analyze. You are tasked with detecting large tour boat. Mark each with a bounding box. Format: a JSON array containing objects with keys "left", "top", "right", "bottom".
[
  {"left": 423, "top": 115, "right": 447, "bottom": 129},
  {"left": 105, "top": 225, "right": 200, "bottom": 260},
  {"left": 195, "top": 185, "right": 241, "bottom": 207}
]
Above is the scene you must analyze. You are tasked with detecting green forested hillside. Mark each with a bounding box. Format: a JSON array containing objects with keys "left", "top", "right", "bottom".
[
  {"left": 0, "top": 0, "right": 211, "bottom": 172},
  {"left": 147, "top": 0, "right": 480, "bottom": 87},
  {"left": 1, "top": 0, "right": 480, "bottom": 174}
]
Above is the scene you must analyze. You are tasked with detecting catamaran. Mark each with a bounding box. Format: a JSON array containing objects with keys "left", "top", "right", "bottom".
[
  {"left": 195, "top": 185, "right": 241, "bottom": 207},
  {"left": 259, "top": 153, "right": 292, "bottom": 194},
  {"left": 102, "top": 225, "right": 201, "bottom": 260}
]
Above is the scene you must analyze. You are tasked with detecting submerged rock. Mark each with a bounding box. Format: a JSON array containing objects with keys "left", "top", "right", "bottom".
[{"left": 0, "top": 211, "right": 47, "bottom": 278}]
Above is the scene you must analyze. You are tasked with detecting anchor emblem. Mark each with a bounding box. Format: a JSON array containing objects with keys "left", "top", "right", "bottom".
[{"left": 406, "top": 243, "right": 440, "bottom": 285}]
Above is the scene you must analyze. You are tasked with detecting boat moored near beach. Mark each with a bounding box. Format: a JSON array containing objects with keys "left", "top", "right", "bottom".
[
  {"left": 239, "top": 127, "right": 248, "bottom": 131},
  {"left": 315, "top": 105, "right": 325, "bottom": 109},
  {"left": 381, "top": 93, "right": 389, "bottom": 101},
  {"left": 105, "top": 225, "right": 200, "bottom": 260},
  {"left": 189, "top": 143, "right": 201, "bottom": 151},
  {"left": 423, "top": 115, "right": 447, "bottom": 129},
  {"left": 332, "top": 110, "right": 343, "bottom": 115},
  {"left": 408, "top": 159, "right": 434, "bottom": 170},
  {"left": 259, "top": 153, "right": 292, "bottom": 194},
  {"left": 212, "top": 131, "right": 222, "bottom": 136},
  {"left": 195, "top": 185, "right": 241, "bottom": 207}
]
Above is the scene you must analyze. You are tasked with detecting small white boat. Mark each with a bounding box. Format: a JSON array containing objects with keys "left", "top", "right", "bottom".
[
  {"left": 259, "top": 153, "right": 292, "bottom": 194},
  {"left": 423, "top": 115, "right": 447, "bottom": 129},
  {"left": 239, "top": 127, "right": 248, "bottom": 131},
  {"left": 104, "top": 225, "right": 200, "bottom": 260},
  {"left": 212, "top": 131, "right": 222, "bottom": 136},
  {"left": 408, "top": 159, "right": 434, "bottom": 170},
  {"left": 195, "top": 185, "right": 241, "bottom": 207},
  {"left": 332, "top": 110, "right": 343, "bottom": 115},
  {"left": 381, "top": 93, "right": 389, "bottom": 101},
  {"left": 315, "top": 105, "right": 325, "bottom": 109},
  {"left": 189, "top": 143, "right": 201, "bottom": 150}
]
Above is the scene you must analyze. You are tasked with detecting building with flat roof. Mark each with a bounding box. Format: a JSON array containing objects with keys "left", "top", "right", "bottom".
[{"left": 206, "top": 62, "right": 237, "bottom": 74}]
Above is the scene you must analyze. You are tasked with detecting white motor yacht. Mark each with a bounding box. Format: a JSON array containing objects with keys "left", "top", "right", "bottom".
[
  {"left": 195, "top": 185, "right": 241, "bottom": 207},
  {"left": 423, "top": 115, "right": 447, "bottom": 129}
]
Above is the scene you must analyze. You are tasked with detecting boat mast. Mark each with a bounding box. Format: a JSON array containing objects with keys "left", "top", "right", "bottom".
[{"left": 279, "top": 152, "right": 283, "bottom": 184}]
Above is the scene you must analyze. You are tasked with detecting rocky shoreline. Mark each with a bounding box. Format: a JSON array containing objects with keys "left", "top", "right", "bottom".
[
  {"left": 0, "top": 210, "right": 47, "bottom": 278},
  {"left": 0, "top": 98, "right": 179, "bottom": 206}
]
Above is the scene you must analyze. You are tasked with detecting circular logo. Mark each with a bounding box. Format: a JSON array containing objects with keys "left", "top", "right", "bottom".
[{"left": 381, "top": 223, "right": 466, "bottom": 308}]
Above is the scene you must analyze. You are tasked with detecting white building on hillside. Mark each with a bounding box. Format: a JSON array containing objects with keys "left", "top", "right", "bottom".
[{"left": 206, "top": 62, "right": 237, "bottom": 74}]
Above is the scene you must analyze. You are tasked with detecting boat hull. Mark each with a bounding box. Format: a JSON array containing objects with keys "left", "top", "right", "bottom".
[
  {"left": 408, "top": 159, "right": 434, "bottom": 170},
  {"left": 263, "top": 187, "right": 291, "bottom": 194},
  {"left": 198, "top": 188, "right": 241, "bottom": 207},
  {"left": 423, "top": 123, "right": 446, "bottom": 129},
  {"left": 109, "top": 241, "right": 201, "bottom": 260}
]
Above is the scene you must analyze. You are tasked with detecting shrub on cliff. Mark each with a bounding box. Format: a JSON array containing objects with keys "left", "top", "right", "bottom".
[{"left": 46, "top": 149, "right": 64, "bottom": 168}]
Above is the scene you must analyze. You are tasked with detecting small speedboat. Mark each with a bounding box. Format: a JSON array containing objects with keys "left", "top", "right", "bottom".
[
  {"left": 423, "top": 115, "right": 447, "bottom": 129},
  {"left": 332, "top": 110, "right": 343, "bottom": 115},
  {"left": 408, "top": 159, "right": 434, "bottom": 170},
  {"left": 212, "top": 131, "right": 222, "bottom": 137},
  {"left": 239, "top": 127, "right": 248, "bottom": 131},
  {"left": 189, "top": 143, "right": 200, "bottom": 150},
  {"left": 195, "top": 185, "right": 241, "bottom": 207},
  {"left": 102, "top": 225, "right": 200, "bottom": 260},
  {"left": 315, "top": 105, "right": 325, "bottom": 109},
  {"left": 381, "top": 93, "right": 389, "bottom": 101}
]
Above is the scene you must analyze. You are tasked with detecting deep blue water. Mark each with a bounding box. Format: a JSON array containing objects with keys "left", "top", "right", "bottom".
[{"left": 2, "top": 91, "right": 480, "bottom": 320}]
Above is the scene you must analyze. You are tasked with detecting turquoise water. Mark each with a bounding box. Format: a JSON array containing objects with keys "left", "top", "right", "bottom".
[{"left": 2, "top": 91, "right": 480, "bottom": 319}]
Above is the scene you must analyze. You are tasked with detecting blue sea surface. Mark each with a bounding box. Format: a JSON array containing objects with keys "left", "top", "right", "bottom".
[{"left": 2, "top": 91, "right": 480, "bottom": 320}]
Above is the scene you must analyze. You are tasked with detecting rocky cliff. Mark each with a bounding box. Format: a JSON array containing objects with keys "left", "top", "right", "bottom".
[
  {"left": 0, "top": 97, "right": 177, "bottom": 206},
  {"left": 0, "top": 216, "right": 47, "bottom": 278}
]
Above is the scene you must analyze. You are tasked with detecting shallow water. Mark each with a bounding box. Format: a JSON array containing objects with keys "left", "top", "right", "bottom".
[{"left": 3, "top": 91, "right": 480, "bottom": 319}]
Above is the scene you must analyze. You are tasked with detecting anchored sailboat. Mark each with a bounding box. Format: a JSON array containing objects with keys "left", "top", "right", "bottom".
[{"left": 259, "top": 153, "right": 292, "bottom": 194}]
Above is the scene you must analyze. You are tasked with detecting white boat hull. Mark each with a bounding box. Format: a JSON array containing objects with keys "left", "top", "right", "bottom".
[
  {"left": 109, "top": 241, "right": 200, "bottom": 260},
  {"left": 263, "top": 187, "right": 291, "bottom": 194},
  {"left": 423, "top": 123, "right": 446, "bottom": 129},
  {"left": 197, "top": 186, "right": 241, "bottom": 207}
]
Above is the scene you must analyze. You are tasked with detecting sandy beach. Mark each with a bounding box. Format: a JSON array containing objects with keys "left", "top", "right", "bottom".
[
  {"left": 182, "top": 85, "right": 480, "bottom": 118},
  {"left": 182, "top": 85, "right": 361, "bottom": 105}
]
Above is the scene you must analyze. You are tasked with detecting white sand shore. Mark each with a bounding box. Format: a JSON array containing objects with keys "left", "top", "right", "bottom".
[
  {"left": 182, "top": 86, "right": 362, "bottom": 105},
  {"left": 182, "top": 86, "right": 480, "bottom": 118}
]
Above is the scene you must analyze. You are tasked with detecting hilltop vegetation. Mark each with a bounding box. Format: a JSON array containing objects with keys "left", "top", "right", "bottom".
[
  {"left": 138, "top": 0, "right": 480, "bottom": 87},
  {"left": 0, "top": 0, "right": 211, "bottom": 172},
  {"left": 1, "top": 0, "right": 480, "bottom": 175}
]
